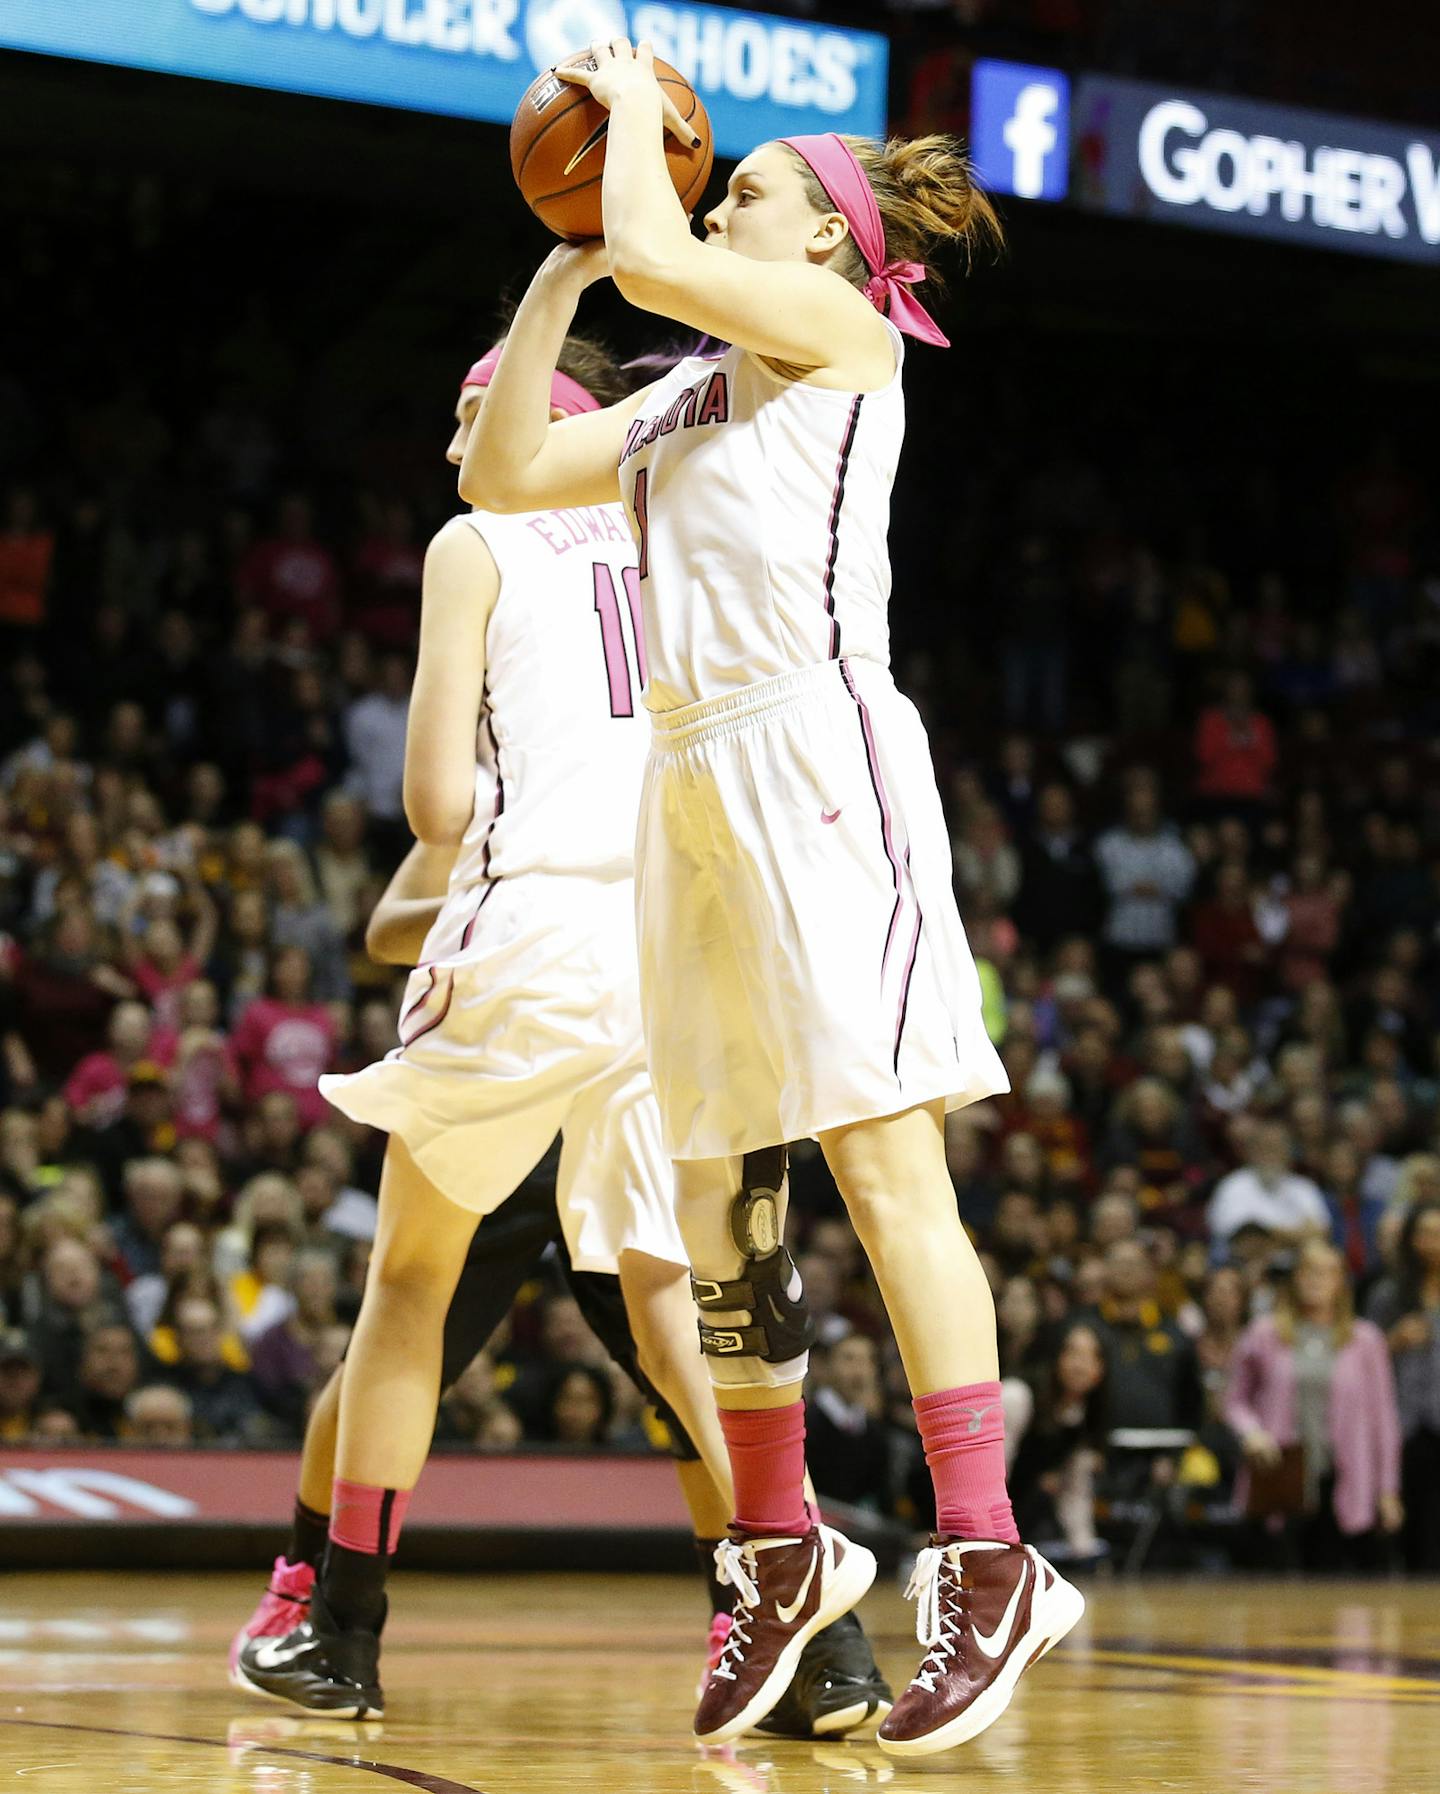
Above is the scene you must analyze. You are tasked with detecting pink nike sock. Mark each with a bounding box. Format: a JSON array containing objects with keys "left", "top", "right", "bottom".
[
  {"left": 330, "top": 1477, "right": 412, "bottom": 1556},
  {"left": 719, "top": 1401, "right": 811, "bottom": 1538},
  {"left": 914, "top": 1382, "right": 1019, "bottom": 1543}
]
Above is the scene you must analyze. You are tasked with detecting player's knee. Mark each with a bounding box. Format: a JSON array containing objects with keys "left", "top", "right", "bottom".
[
  {"left": 834, "top": 1170, "right": 910, "bottom": 1247},
  {"left": 369, "top": 1236, "right": 457, "bottom": 1306}
]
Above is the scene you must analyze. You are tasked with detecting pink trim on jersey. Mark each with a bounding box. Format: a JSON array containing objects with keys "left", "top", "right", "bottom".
[
  {"left": 398, "top": 968, "right": 437, "bottom": 1032},
  {"left": 399, "top": 969, "right": 454, "bottom": 1049},
  {"left": 821, "top": 395, "right": 863, "bottom": 659},
  {"left": 841, "top": 659, "right": 906, "bottom": 973},
  {"left": 459, "top": 880, "right": 498, "bottom": 952},
  {"left": 840, "top": 659, "right": 924, "bottom": 1078},
  {"left": 892, "top": 849, "right": 924, "bottom": 1076}
]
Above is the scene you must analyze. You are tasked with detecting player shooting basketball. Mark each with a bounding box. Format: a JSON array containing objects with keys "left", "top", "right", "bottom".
[{"left": 463, "top": 35, "right": 1085, "bottom": 1761}]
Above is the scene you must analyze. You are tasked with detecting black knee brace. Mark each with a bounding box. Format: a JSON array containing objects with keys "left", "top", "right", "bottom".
[{"left": 690, "top": 1146, "right": 816, "bottom": 1365}]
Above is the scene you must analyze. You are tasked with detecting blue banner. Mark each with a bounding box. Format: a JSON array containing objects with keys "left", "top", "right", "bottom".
[
  {"left": 1074, "top": 75, "right": 1440, "bottom": 266},
  {"left": 0, "top": 0, "right": 888, "bottom": 161},
  {"left": 970, "top": 59, "right": 1069, "bottom": 202}
]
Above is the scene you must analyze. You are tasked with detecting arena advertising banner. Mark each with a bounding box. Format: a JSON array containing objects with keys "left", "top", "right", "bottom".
[
  {"left": 0, "top": 1446, "right": 690, "bottom": 1527},
  {"left": 1073, "top": 74, "right": 1440, "bottom": 265},
  {"left": 969, "top": 59, "right": 1070, "bottom": 202},
  {"left": 0, "top": 0, "right": 888, "bottom": 160}
]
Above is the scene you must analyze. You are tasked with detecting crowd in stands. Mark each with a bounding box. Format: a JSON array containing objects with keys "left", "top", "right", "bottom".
[{"left": 2, "top": 143, "right": 1437, "bottom": 1578}]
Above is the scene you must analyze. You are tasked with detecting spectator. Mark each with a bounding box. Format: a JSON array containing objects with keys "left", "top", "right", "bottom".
[
  {"left": 1227, "top": 1241, "right": 1402, "bottom": 1570},
  {"left": 1087, "top": 1239, "right": 1203, "bottom": 1435},
  {"left": 62, "top": 1001, "right": 161, "bottom": 1129},
  {"left": 342, "top": 651, "right": 410, "bottom": 857},
  {"left": 163, "top": 1295, "right": 261, "bottom": 1442},
  {"left": 248, "top": 1249, "right": 342, "bottom": 1434},
  {"left": 153, "top": 979, "right": 240, "bottom": 1144},
  {"left": 436, "top": 1353, "right": 521, "bottom": 1448},
  {"left": 1094, "top": 773, "right": 1196, "bottom": 967},
  {"left": 1102, "top": 1078, "right": 1208, "bottom": 1222},
  {"left": 952, "top": 802, "right": 1022, "bottom": 916},
  {"left": 1015, "top": 784, "right": 1103, "bottom": 952},
  {"left": 236, "top": 493, "right": 342, "bottom": 643},
  {"left": 125, "top": 1220, "right": 208, "bottom": 1338},
  {"left": 1007, "top": 1321, "right": 1109, "bottom": 1560},
  {"left": 230, "top": 947, "right": 339, "bottom": 1129},
  {"left": 1208, "top": 1121, "right": 1331, "bottom": 1255},
  {"left": 121, "top": 883, "right": 217, "bottom": 1031},
  {"left": 311, "top": 792, "right": 373, "bottom": 940},
  {"left": 542, "top": 1364, "right": 614, "bottom": 1446},
  {"left": 267, "top": 842, "right": 351, "bottom": 1003},
  {"left": 1364, "top": 1201, "right": 1440, "bottom": 1571},
  {"left": 1189, "top": 863, "right": 1270, "bottom": 1006},
  {"left": 70, "top": 1322, "right": 142, "bottom": 1439},
  {"left": 1193, "top": 671, "right": 1278, "bottom": 812},
  {"left": 0, "top": 1327, "right": 42, "bottom": 1439},
  {"left": 805, "top": 1333, "right": 893, "bottom": 1512},
  {"left": 124, "top": 1383, "right": 196, "bottom": 1447},
  {"left": 28, "top": 1237, "right": 113, "bottom": 1400},
  {"left": 111, "top": 1157, "right": 185, "bottom": 1282}
]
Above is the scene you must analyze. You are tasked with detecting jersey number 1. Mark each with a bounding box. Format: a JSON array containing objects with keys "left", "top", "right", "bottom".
[{"left": 593, "top": 562, "right": 648, "bottom": 718}]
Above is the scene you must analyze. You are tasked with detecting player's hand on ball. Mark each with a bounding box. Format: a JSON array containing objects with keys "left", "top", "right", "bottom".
[
  {"left": 558, "top": 39, "right": 701, "bottom": 147},
  {"left": 542, "top": 238, "right": 611, "bottom": 289}
]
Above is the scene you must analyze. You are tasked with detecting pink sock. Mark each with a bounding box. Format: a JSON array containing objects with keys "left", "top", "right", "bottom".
[
  {"left": 719, "top": 1401, "right": 811, "bottom": 1538},
  {"left": 914, "top": 1383, "right": 1019, "bottom": 1543},
  {"left": 330, "top": 1478, "right": 412, "bottom": 1556}
]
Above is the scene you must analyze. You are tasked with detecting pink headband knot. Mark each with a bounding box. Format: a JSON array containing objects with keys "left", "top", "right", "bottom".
[
  {"left": 462, "top": 348, "right": 600, "bottom": 416},
  {"left": 780, "top": 134, "right": 951, "bottom": 349}
]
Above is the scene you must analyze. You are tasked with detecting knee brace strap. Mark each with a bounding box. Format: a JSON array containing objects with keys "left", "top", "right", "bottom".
[{"left": 691, "top": 1246, "right": 816, "bottom": 1363}]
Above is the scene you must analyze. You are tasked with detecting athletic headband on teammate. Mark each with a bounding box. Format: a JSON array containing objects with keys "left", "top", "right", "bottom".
[
  {"left": 779, "top": 134, "right": 951, "bottom": 348},
  {"left": 462, "top": 349, "right": 599, "bottom": 415}
]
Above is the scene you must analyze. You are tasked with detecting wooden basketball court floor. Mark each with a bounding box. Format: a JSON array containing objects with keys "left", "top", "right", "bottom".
[{"left": 2, "top": 1571, "right": 1438, "bottom": 1792}]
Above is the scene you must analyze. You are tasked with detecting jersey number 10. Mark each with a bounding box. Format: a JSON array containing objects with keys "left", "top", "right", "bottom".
[{"left": 593, "top": 562, "right": 648, "bottom": 718}]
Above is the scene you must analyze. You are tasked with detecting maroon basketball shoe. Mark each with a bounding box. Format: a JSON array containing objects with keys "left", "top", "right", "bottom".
[
  {"left": 877, "top": 1539, "right": 1084, "bottom": 1758},
  {"left": 229, "top": 1556, "right": 316, "bottom": 1690},
  {"left": 694, "top": 1523, "right": 877, "bottom": 1745}
]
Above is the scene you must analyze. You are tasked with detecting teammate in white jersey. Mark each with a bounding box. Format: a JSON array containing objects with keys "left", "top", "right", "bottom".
[
  {"left": 462, "top": 37, "right": 1085, "bottom": 1759},
  {"left": 237, "top": 338, "right": 720, "bottom": 1720}
]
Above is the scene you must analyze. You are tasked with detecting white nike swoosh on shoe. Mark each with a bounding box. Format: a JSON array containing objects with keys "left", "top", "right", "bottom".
[
  {"left": 775, "top": 1550, "right": 818, "bottom": 1625},
  {"left": 249, "top": 1632, "right": 309, "bottom": 1672},
  {"left": 971, "top": 1556, "right": 1030, "bottom": 1660}
]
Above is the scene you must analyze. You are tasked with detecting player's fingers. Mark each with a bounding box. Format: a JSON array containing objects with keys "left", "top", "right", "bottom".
[
  {"left": 660, "top": 92, "right": 701, "bottom": 148},
  {"left": 554, "top": 61, "right": 595, "bottom": 88}
]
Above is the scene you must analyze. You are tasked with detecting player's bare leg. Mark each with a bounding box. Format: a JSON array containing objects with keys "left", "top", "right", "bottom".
[
  {"left": 819, "top": 1101, "right": 1084, "bottom": 1758},
  {"left": 235, "top": 1138, "right": 474, "bottom": 1718}
]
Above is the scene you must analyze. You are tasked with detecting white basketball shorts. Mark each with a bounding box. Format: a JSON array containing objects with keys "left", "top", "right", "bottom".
[
  {"left": 319, "top": 872, "right": 684, "bottom": 1275},
  {"left": 636, "top": 656, "right": 1009, "bottom": 1161}
]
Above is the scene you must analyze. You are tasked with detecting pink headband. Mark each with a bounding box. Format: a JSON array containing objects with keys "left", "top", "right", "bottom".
[
  {"left": 779, "top": 134, "right": 950, "bottom": 350},
  {"left": 462, "top": 349, "right": 601, "bottom": 416}
]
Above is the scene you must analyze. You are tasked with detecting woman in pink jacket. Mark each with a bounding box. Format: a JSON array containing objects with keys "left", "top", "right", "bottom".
[{"left": 1225, "top": 1240, "right": 1402, "bottom": 1569}]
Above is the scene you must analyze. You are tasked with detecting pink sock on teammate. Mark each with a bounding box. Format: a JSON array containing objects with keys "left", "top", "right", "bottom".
[
  {"left": 330, "top": 1477, "right": 411, "bottom": 1556},
  {"left": 719, "top": 1401, "right": 811, "bottom": 1538},
  {"left": 914, "top": 1382, "right": 1019, "bottom": 1543}
]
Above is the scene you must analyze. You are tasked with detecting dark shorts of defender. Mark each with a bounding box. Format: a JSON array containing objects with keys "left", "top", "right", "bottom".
[{"left": 432, "top": 1137, "right": 699, "bottom": 1460}]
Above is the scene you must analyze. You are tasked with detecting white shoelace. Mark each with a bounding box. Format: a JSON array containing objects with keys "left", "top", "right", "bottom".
[
  {"left": 903, "top": 1545, "right": 963, "bottom": 1693},
  {"left": 709, "top": 1539, "right": 761, "bottom": 1683}
]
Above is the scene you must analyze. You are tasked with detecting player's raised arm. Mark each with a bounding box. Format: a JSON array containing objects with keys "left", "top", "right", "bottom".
[
  {"left": 459, "top": 245, "right": 649, "bottom": 514},
  {"left": 561, "top": 40, "right": 887, "bottom": 381}
]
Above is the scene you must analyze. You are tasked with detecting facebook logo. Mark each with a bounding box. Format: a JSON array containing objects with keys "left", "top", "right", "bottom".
[{"left": 971, "top": 59, "right": 1070, "bottom": 202}]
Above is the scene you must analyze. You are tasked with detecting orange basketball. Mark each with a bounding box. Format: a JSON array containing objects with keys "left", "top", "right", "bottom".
[{"left": 511, "top": 52, "right": 714, "bottom": 242}]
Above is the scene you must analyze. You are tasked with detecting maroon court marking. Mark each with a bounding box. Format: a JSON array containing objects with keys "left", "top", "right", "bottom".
[{"left": 0, "top": 1716, "right": 482, "bottom": 1793}]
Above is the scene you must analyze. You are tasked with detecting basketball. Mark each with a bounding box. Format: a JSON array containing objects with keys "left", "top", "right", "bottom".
[{"left": 511, "top": 52, "right": 714, "bottom": 241}]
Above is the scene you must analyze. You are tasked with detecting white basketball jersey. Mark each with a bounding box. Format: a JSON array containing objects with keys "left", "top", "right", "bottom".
[
  {"left": 619, "top": 322, "right": 906, "bottom": 712},
  {"left": 447, "top": 503, "right": 648, "bottom": 890}
]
